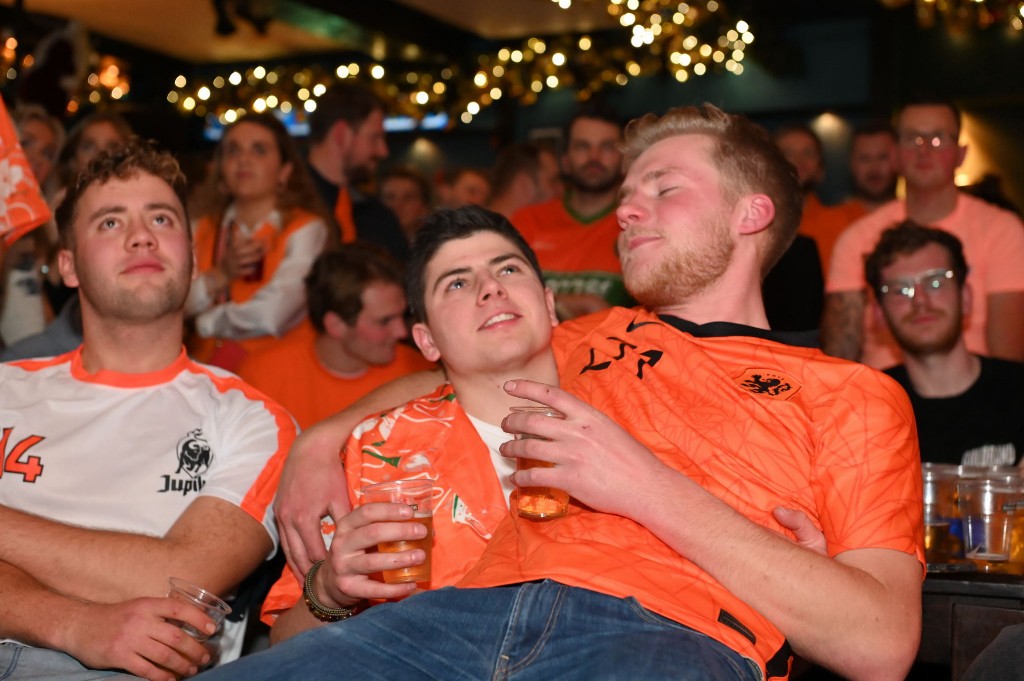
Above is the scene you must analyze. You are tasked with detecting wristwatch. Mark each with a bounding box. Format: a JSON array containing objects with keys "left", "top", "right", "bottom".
[{"left": 303, "top": 559, "right": 358, "bottom": 622}]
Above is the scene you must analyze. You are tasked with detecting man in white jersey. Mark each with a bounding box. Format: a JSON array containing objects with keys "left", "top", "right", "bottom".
[
  {"left": 0, "top": 141, "right": 294, "bottom": 681},
  {"left": 260, "top": 205, "right": 559, "bottom": 643}
]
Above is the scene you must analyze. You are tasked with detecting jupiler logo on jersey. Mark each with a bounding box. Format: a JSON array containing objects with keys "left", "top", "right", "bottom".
[{"left": 158, "top": 428, "right": 212, "bottom": 495}]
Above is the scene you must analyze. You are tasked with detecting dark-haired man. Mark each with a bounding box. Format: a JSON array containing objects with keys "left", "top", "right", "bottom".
[
  {"left": 256, "top": 206, "right": 559, "bottom": 644},
  {"left": 305, "top": 82, "right": 408, "bottom": 261},
  {"left": 824, "top": 98, "right": 1024, "bottom": 368},
  {"left": 486, "top": 142, "right": 562, "bottom": 218},
  {"left": 511, "top": 107, "right": 629, "bottom": 317},
  {"left": 207, "top": 105, "right": 922, "bottom": 681},
  {"left": 237, "top": 244, "right": 432, "bottom": 430},
  {"left": 773, "top": 123, "right": 864, "bottom": 277},
  {"left": 379, "top": 166, "right": 432, "bottom": 243},
  {"left": 866, "top": 220, "right": 1024, "bottom": 466},
  {"left": 845, "top": 121, "right": 898, "bottom": 213},
  {"left": 0, "top": 142, "right": 293, "bottom": 679}
]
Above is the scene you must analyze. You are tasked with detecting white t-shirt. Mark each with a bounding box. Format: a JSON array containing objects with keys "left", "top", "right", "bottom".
[
  {"left": 0, "top": 347, "right": 295, "bottom": 663},
  {"left": 466, "top": 413, "right": 516, "bottom": 506}
]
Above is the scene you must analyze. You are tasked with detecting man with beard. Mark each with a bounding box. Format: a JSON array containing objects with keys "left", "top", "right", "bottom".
[
  {"left": 773, "top": 123, "right": 863, "bottom": 277},
  {"left": 866, "top": 221, "right": 1024, "bottom": 466},
  {"left": 844, "top": 121, "right": 898, "bottom": 214},
  {"left": 305, "top": 82, "right": 408, "bottom": 262},
  {"left": 202, "top": 105, "right": 923, "bottom": 681},
  {"left": 510, "top": 106, "right": 630, "bottom": 318},
  {"left": 0, "top": 142, "right": 293, "bottom": 679},
  {"left": 823, "top": 96, "right": 1024, "bottom": 368}
]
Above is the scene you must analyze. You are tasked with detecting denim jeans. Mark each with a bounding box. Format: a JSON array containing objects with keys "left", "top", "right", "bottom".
[
  {"left": 198, "top": 581, "right": 762, "bottom": 681},
  {"left": 0, "top": 642, "right": 138, "bottom": 680}
]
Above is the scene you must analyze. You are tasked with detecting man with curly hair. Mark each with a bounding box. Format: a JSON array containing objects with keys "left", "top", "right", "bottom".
[{"left": 0, "top": 141, "right": 293, "bottom": 680}]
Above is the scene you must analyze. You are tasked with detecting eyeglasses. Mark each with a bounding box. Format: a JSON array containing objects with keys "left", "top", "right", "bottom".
[
  {"left": 898, "top": 131, "right": 958, "bottom": 150},
  {"left": 879, "top": 268, "right": 956, "bottom": 301}
]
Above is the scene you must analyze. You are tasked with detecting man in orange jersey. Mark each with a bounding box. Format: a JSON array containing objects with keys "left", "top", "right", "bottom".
[
  {"left": 255, "top": 206, "right": 558, "bottom": 644},
  {"left": 238, "top": 243, "right": 433, "bottom": 430},
  {"left": 0, "top": 142, "right": 293, "bottom": 680},
  {"left": 844, "top": 121, "right": 898, "bottom": 214},
  {"left": 510, "top": 105, "right": 630, "bottom": 318},
  {"left": 773, "top": 123, "right": 865, "bottom": 276},
  {"left": 204, "top": 106, "right": 923, "bottom": 681}
]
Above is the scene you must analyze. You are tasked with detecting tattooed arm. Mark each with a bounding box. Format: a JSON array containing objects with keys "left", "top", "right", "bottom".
[{"left": 821, "top": 290, "right": 866, "bottom": 361}]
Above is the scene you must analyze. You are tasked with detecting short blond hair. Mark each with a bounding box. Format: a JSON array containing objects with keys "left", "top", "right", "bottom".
[{"left": 622, "top": 105, "right": 803, "bottom": 276}]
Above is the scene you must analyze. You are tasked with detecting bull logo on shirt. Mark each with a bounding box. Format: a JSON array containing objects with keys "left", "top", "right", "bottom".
[
  {"left": 158, "top": 429, "right": 211, "bottom": 496},
  {"left": 176, "top": 429, "right": 213, "bottom": 477},
  {"left": 736, "top": 369, "right": 801, "bottom": 400}
]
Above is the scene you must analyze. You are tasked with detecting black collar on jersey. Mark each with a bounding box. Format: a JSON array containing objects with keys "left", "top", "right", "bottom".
[{"left": 657, "top": 315, "right": 820, "bottom": 349}]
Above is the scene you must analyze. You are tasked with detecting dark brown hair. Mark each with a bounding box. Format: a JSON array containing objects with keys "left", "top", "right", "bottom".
[
  {"left": 306, "top": 243, "right": 405, "bottom": 332},
  {"left": 55, "top": 138, "right": 188, "bottom": 250},
  {"left": 198, "top": 112, "right": 326, "bottom": 227},
  {"left": 864, "top": 220, "right": 968, "bottom": 296}
]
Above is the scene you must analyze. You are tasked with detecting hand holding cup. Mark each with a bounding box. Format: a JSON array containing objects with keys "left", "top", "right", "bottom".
[
  {"left": 166, "top": 577, "right": 231, "bottom": 642},
  {"left": 359, "top": 479, "right": 435, "bottom": 584},
  {"left": 509, "top": 406, "right": 569, "bottom": 520}
]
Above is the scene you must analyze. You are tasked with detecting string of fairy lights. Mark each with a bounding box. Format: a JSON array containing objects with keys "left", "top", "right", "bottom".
[
  {"left": 2, "top": 0, "right": 1021, "bottom": 124},
  {"left": 154, "top": 0, "right": 1023, "bottom": 128},
  {"left": 162, "top": 0, "right": 755, "bottom": 129}
]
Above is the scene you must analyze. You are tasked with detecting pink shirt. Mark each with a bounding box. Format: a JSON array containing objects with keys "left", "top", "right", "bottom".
[{"left": 827, "top": 193, "right": 1024, "bottom": 369}]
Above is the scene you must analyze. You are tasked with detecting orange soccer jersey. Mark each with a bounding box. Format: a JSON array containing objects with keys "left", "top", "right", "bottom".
[
  {"left": 460, "top": 307, "right": 925, "bottom": 679},
  {"left": 797, "top": 194, "right": 865, "bottom": 277},
  {"left": 260, "top": 384, "right": 508, "bottom": 625},
  {"left": 237, "top": 323, "right": 434, "bottom": 429},
  {"left": 510, "top": 198, "right": 629, "bottom": 306}
]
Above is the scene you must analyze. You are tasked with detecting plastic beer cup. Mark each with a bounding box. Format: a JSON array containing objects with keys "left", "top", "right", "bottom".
[
  {"left": 511, "top": 406, "right": 569, "bottom": 520},
  {"left": 166, "top": 577, "right": 231, "bottom": 642},
  {"left": 359, "top": 479, "right": 435, "bottom": 584}
]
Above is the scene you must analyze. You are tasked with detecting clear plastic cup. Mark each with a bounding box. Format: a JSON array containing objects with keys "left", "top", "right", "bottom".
[
  {"left": 359, "top": 479, "right": 435, "bottom": 584},
  {"left": 510, "top": 406, "right": 569, "bottom": 521}
]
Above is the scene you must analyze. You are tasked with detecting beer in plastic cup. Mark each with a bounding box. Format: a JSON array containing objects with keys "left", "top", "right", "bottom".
[
  {"left": 360, "top": 479, "right": 435, "bottom": 584},
  {"left": 958, "top": 478, "right": 1024, "bottom": 574},
  {"left": 510, "top": 406, "right": 569, "bottom": 520}
]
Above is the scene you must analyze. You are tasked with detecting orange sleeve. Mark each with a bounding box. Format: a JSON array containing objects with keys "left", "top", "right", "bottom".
[{"left": 259, "top": 564, "right": 304, "bottom": 627}]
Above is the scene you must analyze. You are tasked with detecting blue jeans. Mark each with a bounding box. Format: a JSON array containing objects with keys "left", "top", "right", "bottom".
[
  {"left": 0, "top": 643, "right": 138, "bottom": 680},
  {"left": 198, "top": 581, "right": 762, "bottom": 681}
]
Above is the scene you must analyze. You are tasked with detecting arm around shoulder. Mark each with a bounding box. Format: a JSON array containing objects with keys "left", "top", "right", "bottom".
[{"left": 275, "top": 368, "right": 445, "bottom": 577}]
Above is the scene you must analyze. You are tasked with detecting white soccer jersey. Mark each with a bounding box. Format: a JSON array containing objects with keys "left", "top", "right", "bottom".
[
  {"left": 0, "top": 348, "right": 292, "bottom": 542},
  {"left": 0, "top": 347, "right": 295, "bottom": 664}
]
